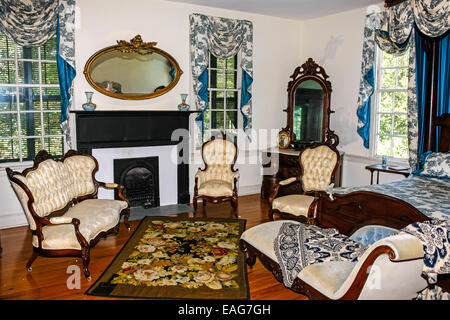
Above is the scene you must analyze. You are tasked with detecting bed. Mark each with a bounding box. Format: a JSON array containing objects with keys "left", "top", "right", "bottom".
[
  {"left": 316, "top": 113, "right": 450, "bottom": 293},
  {"left": 239, "top": 114, "right": 449, "bottom": 299}
]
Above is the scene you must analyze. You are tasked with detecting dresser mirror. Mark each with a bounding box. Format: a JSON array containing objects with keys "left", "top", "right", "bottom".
[
  {"left": 283, "top": 58, "right": 338, "bottom": 149},
  {"left": 83, "top": 35, "right": 183, "bottom": 100}
]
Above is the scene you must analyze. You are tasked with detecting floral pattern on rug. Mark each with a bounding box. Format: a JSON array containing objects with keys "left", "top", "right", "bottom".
[{"left": 110, "top": 219, "right": 242, "bottom": 290}]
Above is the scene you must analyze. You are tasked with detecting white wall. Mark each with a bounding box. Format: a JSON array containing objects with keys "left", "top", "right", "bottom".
[
  {"left": 0, "top": 0, "right": 303, "bottom": 229},
  {"left": 298, "top": 4, "right": 409, "bottom": 187}
]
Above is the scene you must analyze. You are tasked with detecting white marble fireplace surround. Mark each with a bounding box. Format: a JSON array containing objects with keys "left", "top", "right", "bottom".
[{"left": 92, "top": 145, "right": 178, "bottom": 206}]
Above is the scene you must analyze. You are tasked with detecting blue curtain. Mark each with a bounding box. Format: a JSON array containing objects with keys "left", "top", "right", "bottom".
[
  {"left": 357, "top": 66, "right": 374, "bottom": 149},
  {"left": 56, "top": 18, "right": 76, "bottom": 124},
  {"left": 436, "top": 31, "right": 450, "bottom": 149},
  {"left": 414, "top": 27, "right": 450, "bottom": 170},
  {"left": 194, "top": 69, "right": 209, "bottom": 136},
  {"left": 241, "top": 69, "right": 253, "bottom": 131}
]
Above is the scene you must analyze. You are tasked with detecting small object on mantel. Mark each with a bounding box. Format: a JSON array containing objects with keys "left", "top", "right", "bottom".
[
  {"left": 177, "top": 93, "right": 190, "bottom": 111},
  {"left": 365, "top": 163, "right": 410, "bottom": 185},
  {"left": 82, "top": 91, "right": 97, "bottom": 111}
]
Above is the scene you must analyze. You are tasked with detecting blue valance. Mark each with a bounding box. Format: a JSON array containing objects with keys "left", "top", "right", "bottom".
[
  {"left": 356, "top": 0, "right": 448, "bottom": 170},
  {"left": 0, "top": 0, "right": 76, "bottom": 148},
  {"left": 190, "top": 13, "right": 253, "bottom": 139}
]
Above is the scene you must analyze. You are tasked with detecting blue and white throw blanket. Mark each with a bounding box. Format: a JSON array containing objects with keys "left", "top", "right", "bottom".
[
  {"left": 274, "top": 222, "right": 367, "bottom": 287},
  {"left": 401, "top": 219, "right": 450, "bottom": 284}
]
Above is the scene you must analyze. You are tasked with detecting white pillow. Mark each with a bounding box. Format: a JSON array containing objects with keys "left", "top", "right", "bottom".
[{"left": 420, "top": 152, "right": 450, "bottom": 179}]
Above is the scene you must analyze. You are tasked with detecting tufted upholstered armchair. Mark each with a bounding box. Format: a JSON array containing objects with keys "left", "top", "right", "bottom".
[
  {"left": 240, "top": 221, "right": 428, "bottom": 300},
  {"left": 6, "top": 150, "right": 130, "bottom": 280},
  {"left": 268, "top": 143, "right": 340, "bottom": 224},
  {"left": 193, "top": 134, "right": 239, "bottom": 216}
]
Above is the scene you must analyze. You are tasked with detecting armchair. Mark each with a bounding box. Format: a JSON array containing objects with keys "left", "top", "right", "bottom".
[
  {"left": 268, "top": 143, "right": 340, "bottom": 224},
  {"left": 6, "top": 150, "right": 130, "bottom": 280},
  {"left": 193, "top": 133, "right": 239, "bottom": 216}
]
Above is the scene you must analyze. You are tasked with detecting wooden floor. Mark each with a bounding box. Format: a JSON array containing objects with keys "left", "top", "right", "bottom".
[{"left": 0, "top": 194, "right": 307, "bottom": 300}]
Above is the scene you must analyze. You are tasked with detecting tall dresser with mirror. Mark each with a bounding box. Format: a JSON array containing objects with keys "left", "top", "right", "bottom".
[{"left": 261, "top": 58, "right": 343, "bottom": 199}]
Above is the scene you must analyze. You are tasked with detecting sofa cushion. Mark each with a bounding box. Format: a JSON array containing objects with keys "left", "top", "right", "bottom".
[{"left": 32, "top": 199, "right": 127, "bottom": 250}]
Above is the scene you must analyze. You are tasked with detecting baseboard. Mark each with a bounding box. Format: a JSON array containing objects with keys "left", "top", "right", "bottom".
[
  {"left": 238, "top": 184, "right": 261, "bottom": 196},
  {"left": 0, "top": 212, "right": 28, "bottom": 229}
]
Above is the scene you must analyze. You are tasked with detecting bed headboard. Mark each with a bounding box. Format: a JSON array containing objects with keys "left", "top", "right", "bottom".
[
  {"left": 424, "top": 113, "right": 450, "bottom": 153},
  {"left": 435, "top": 113, "right": 450, "bottom": 152}
]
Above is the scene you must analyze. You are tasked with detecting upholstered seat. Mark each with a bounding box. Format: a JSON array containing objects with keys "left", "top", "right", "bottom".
[
  {"left": 7, "top": 150, "right": 130, "bottom": 280},
  {"left": 197, "top": 180, "right": 234, "bottom": 197},
  {"left": 272, "top": 194, "right": 315, "bottom": 217},
  {"left": 193, "top": 134, "right": 239, "bottom": 216},
  {"left": 240, "top": 221, "right": 428, "bottom": 300},
  {"left": 32, "top": 199, "right": 128, "bottom": 250},
  {"left": 268, "top": 144, "right": 339, "bottom": 223}
]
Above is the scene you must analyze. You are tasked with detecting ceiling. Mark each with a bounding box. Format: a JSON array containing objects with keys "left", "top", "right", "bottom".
[{"left": 165, "top": 0, "right": 382, "bottom": 20}]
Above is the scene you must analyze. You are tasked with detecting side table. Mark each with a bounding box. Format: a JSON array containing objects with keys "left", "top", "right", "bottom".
[{"left": 365, "top": 164, "right": 410, "bottom": 185}]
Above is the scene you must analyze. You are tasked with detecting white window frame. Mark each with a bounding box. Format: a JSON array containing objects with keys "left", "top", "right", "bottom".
[
  {"left": 370, "top": 47, "right": 409, "bottom": 161},
  {"left": 202, "top": 51, "right": 242, "bottom": 145},
  {"left": 0, "top": 35, "right": 65, "bottom": 165}
]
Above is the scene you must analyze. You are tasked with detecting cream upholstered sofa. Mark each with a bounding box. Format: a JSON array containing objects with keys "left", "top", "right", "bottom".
[
  {"left": 240, "top": 221, "right": 428, "bottom": 300},
  {"left": 6, "top": 150, "right": 130, "bottom": 280},
  {"left": 269, "top": 143, "right": 340, "bottom": 224},
  {"left": 193, "top": 134, "right": 239, "bottom": 216}
]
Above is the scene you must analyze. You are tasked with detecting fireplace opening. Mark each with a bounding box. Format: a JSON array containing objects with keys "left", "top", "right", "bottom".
[{"left": 114, "top": 157, "right": 160, "bottom": 208}]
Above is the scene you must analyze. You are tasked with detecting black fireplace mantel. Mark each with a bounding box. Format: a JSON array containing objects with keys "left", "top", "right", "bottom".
[{"left": 71, "top": 110, "right": 199, "bottom": 204}]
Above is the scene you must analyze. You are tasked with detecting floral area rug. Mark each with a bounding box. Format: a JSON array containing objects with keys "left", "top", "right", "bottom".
[{"left": 85, "top": 216, "right": 249, "bottom": 299}]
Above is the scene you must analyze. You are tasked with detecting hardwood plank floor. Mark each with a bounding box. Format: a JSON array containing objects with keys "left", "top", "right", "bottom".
[{"left": 0, "top": 194, "right": 307, "bottom": 300}]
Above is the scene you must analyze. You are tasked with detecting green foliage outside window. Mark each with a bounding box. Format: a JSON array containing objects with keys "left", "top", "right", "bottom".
[
  {"left": 0, "top": 34, "right": 63, "bottom": 162},
  {"left": 375, "top": 50, "right": 409, "bottom": 159}
]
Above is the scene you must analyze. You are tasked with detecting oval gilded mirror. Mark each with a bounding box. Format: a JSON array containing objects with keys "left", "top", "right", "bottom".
[
  {"left": 293, "top": 79, "right": 324, "bottom": 143},
  {"left": 83, "top": 35, "right": 183, "bottom": 100}
]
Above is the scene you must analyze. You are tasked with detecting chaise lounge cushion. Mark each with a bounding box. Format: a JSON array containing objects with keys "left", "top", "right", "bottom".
[{"left": 32, "top": 199, "right": 128, "bottom": 250}]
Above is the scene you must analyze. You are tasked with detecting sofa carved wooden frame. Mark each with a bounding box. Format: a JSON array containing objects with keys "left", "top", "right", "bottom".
[
  {"left": 268, "top": 142, "right": 341, "bottom": 224},
  {"left": 6, "top": 149, "right": 131, "bottom": 280},
  {"left": 193, "top": 133, "right": 239, "bottom": 216}
]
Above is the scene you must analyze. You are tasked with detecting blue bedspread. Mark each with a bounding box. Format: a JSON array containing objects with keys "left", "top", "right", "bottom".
[{"left": 331, "top": 176, "right": 450, "bottom": 221}]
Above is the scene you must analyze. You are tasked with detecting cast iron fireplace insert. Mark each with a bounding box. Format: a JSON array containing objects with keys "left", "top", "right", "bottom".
[{"left": 113, "top": 156, "right": 160, "bottom": 208}]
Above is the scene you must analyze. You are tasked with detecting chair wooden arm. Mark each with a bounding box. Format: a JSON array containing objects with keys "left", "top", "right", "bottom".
[
  {"left": 98, "top": 182, "right": 130, "bottom": 207},
  {"left": 36, "top": 217, "right": 89, "bottom": 249},
  {"left": 268, "top": 176, "right": 301, "bottom": 205}
]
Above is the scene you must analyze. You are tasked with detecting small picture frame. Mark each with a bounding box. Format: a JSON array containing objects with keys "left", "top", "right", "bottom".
[{"left": 277, "top": 131, "right": 291, "bottom": 149}]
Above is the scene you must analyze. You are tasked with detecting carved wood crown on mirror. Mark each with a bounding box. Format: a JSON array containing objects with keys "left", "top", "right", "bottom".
[{"left": 282, "top": 58, "right": 339, "bottom": 151}]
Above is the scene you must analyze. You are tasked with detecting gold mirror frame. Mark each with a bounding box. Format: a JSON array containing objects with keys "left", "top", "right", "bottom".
[{"left": 83, "top": 35, "right": 183, "bottom": 100}]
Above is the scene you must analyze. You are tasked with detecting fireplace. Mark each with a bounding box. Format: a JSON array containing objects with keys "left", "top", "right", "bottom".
[
  {"left": 71, "top": 110, "right": 197, "bottom": 205},
  {"left": 114, "top": 156, "right": 160, "bottom": 208}
]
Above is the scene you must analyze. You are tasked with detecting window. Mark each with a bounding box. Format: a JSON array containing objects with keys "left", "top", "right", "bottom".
[
  {"left": 203, "top": 53, "right": 241, "bottom": 144},
  {"left": 0, "top": 34, "right": 64, "bottom": 163},
  {"left": 372, "top": 49, "right": 409, "bottom": 159}
]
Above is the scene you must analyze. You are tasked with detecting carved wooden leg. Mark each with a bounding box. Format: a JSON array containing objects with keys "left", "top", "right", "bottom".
[
  {"left": 123, "top": 208, "right": 131, "bottom": 230},
  {"left": 26, "top": 250, "right": 38, "bottom": 271},
  {"left": 202, "top": 199, "right": 206, "bottom": 206},
  {"left": 268, "top": 208, "right": 274, "bottom": 221},
  {"left": 231, "top": 198, "right": 238, "bottom": 217},
  {"left": 193, "top": 196, "right": 198, "bottom": 214},
  {"left": 81, "top": 248, "right": 91, "bottom": 281},
  {"left": 240, "top": 242, "right": 256, "bottom": 268}
]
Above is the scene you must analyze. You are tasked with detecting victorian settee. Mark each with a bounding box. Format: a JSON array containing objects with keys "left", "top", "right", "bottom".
[{"left": 6, "top": 150, "right": 130, "bottom": 280}]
